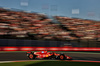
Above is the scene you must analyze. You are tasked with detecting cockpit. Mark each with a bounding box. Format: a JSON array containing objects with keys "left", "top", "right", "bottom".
[{"left": 41, "top": 51, "right": 44, "bottom": 53}]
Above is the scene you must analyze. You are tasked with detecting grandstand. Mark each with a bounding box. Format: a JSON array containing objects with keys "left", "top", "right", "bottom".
[
  {"left": 0, "top": 7, "right": 76, "bottom": 40},
  {"left": 0, "top": 7, "right": 100, "bottom": 47},
  {"left": 54, "top": 16, "right": 100, "bottom": 41}
]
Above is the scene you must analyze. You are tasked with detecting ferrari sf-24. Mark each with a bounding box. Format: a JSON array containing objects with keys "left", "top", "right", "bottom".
[{"left": 26, "top": 51, "right": 72, "bottom": 60}]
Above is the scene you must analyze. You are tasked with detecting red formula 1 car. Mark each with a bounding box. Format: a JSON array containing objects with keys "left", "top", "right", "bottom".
[{"left": 26, "top": 51, "right": 72, "bottom": 60}]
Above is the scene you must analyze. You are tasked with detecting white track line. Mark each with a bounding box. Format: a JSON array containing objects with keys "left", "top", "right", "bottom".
[
  {"left": 0, "top": 61, "right": 14, "bottom": 63},
  {"left": 0, "top": 60, "right": 58, "bottom": 63},
  {"left": 0, "top": 60, "right": 100, "bottom": 63}
]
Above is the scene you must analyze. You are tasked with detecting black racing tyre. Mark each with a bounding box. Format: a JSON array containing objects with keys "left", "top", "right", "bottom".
[
  {"left": 28, "top": 53, "right": 35, "bottom": 60},
  {"left": 59, "top": 54, "right": 66, "bottom": 60}
]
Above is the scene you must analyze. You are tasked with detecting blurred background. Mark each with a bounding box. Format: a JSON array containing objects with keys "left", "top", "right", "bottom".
[{"left": 0, "top": 0, "right": 100, "bottom": 48}]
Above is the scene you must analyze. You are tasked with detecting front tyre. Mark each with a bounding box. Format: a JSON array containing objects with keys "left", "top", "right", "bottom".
[{"left": 59, "top": 54, "right": 66, "bottom": 60}]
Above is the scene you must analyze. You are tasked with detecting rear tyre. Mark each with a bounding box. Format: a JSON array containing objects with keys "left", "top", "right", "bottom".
[{"left": 28, "top": 53, "right": 35, "bottom": 60}]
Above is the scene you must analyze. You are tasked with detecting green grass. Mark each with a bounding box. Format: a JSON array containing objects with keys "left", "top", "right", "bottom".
[{"left": 0, "top": 61, "right": 100, "bottom": 66}]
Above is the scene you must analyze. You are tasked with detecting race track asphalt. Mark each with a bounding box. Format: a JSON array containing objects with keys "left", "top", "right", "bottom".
[{"left": 0, "top": 52, "right": 100, "bottom": 61}]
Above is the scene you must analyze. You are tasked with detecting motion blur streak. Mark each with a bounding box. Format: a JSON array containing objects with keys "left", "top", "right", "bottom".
[{"left": 0, "top": 47, "right": 100, "bottom": 51}]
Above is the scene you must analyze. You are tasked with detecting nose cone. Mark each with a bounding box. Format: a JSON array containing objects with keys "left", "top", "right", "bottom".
[{"left": 67, "top": 56, "right": 72, "bottom": 60}]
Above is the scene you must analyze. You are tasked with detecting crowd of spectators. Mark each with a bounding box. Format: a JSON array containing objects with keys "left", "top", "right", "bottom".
[
  {"left": 55, "top": 16, "right": 100, "bottom": 41},
  {"left": 0, "top": 8, "right": 100, "bottom": 41},
  {"left": 0, "top": 8, "right": 76, "bottom": 41}
]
